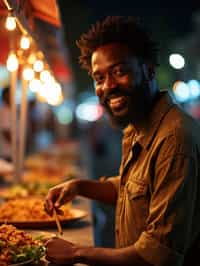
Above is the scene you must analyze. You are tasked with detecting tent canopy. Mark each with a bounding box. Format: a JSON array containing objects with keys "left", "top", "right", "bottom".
[{"left": 0, "top": 0, "right": 71, "bottom": 83}]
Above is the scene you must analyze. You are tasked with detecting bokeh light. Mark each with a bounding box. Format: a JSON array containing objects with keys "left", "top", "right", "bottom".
[
  {"left": 29, "top": 79, "right": 42, "bottom": 92},
  {"left": 56, "top": 105, "right": 73, "bottom": 125},
  {"left": 187, "top": 80, "right": 200, "bottom": 98},
  {"left": 76, "top": 103, "right": 103, "bottom": 122},
  {"left": 169, "top": 54, "right": 185, "bottom": 69},
  {"left": 22, "top": 67, "right": 34, "bottom": 81},
  {"left": 33, "top": 60, "right": 44, "bottom": 72},
  {"left": 173, "top": 81, "right": 190, "bottom": 102},
  {"left": 6, "top": 53, "right": 19, "bottom": 72},
  {"left": 5, "top": 15, "right": 16, "bottom": 31},
  {"left": 20, "top": 36, "right": 30, "bottom": 50}
]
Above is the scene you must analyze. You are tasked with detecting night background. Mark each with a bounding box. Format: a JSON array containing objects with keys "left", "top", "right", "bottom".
[{"left": 0, "top": 0, "right": 200, "bottom": 249}]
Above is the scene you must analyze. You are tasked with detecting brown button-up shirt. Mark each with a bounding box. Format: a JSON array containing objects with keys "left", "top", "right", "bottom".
[{"left": 107, "top": 91, "right": 200, "bottom": 266}]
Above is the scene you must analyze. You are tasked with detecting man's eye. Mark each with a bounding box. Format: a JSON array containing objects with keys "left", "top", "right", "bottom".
[
  {"left": 113, "top": 66, "right": 128, "bottom": 77},
  {"left": 94, "top": 75, "right": 105, "bottom": 84}
]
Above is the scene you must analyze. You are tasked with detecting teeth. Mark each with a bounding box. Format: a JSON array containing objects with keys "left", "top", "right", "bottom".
[
  {"left": 109, "top": 96, "right": 126, "bottom": 109},
  {"left": 109, "top": 96, "right": 125, "bottom": 105}
]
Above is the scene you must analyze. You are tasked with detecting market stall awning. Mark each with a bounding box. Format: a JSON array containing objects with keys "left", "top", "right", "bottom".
[
  {"left": 0, "top": 0, "right": 72, "bottom": 83},
  {"left": 26, "top": 0, "right": 61, "bottom": 27}
]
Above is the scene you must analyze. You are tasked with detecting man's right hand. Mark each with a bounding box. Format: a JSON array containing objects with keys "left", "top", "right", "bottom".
[{"left": 44, "top": 179, "right": 80, "bottom": 216}]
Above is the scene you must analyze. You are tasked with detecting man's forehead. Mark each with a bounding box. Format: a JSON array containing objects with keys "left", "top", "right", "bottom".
[
  {"left": 92, "top": 43, "right": 132, "bottom": 59},
  {"left": 91, "top": 43, "right": 138, "bottom": 72}
]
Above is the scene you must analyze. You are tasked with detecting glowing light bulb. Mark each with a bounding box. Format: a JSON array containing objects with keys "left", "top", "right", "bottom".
[
  {"left": 29, "top": 79, "right": 42, "bottom": 92},
  {"left": 39, "top": 81, "right": 63, "bottom": 106},
  {"left": 5, "top": 15, "right": 16, "bottom": 31},
  {"left": 6, "top": 53, "right": 19, "bottom": 72},
  {"left": 20, "top": 36, "right": 30, "bottom": 50},
  {"left": 28, "top": 53, "right": 36, "bottom": 64},
  {"left": 36, "top": 83, "right": 48, "bottom": 102},
  {"left": 40, "top": 70, "right": 51, "bottom": 82},
  {"left": 23, "top": 67, "right": 34, "bottom": 81},
  {"left": 33, "top": 60, "right": 44, "bottom": 72}
]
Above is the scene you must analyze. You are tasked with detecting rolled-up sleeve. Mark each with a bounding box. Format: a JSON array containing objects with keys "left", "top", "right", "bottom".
[
  {"left": 106, "top": 176, "right": 121, "bottom": 194},
  {"left": 133, "top": 133, "right": 199, "bottom": 266},
  {"left": 134, "top": 231, "right": 183, "bottom": 266}
]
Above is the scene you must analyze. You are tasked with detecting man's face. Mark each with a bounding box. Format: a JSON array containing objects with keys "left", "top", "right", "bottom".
[{"left": 91, "top": 43, "right": 151, "bottom": 128}]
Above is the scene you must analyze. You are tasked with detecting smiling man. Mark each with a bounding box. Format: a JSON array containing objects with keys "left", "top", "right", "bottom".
[
  {"left": 44, "top": 16, "right": 200, "bottom": 266},
  {"left": 91, "top": 42, "right": 157, "bottom": 129}
]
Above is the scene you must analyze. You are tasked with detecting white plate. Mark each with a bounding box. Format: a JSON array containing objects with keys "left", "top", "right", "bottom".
[{"left": 0, "top": 209, "right": 87, "bottom": 229}]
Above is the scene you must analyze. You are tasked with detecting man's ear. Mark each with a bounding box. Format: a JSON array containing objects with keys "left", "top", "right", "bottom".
[{"left": 142, "top": 63, "right": 155, "bottom": 81}]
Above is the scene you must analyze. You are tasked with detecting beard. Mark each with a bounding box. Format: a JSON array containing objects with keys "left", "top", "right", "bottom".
[{"left": 99, "top": 80, "right": 152, "bottom": 129}]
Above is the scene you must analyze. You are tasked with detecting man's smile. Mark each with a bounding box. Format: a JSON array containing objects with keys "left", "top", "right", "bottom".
[{"left": 108, "top": 95, "right": 129, "bottom": 115}]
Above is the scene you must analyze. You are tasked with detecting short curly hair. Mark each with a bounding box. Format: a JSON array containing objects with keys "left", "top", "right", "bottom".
[{"left": 76, "top": 16, "right": 160, "bottom": 73}]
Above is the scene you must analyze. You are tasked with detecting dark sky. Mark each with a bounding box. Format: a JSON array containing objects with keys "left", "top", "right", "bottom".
[
  {"left": 84, "top": 2, "right": 199, "bottom": 36},
  {"left": 58, "top": 1, "right": 200, "bottom": 92}
]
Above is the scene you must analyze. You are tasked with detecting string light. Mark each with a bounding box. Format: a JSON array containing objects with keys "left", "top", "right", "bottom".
[
  {"left": 33, "top": 60, "right": 44, "bottom": 72},
  {"left": 28, "top": 53, "right": 36, "bottom": 64},
  {"left": 4, "top": 5, "right": 57, "bottom": 94},
  {"left": 22, "top": 67, "right": 34, "bottom": 81},
  {"left": 20, "top": 36, "right": 30, "bottom": 50},
  {"left": 29, "top": 79, "right": 42, "bottom": 92},
  {"left": 40, "top": 70, "right": 52, "bottom": 82},
  {"left": 5, "top": 14, "right": 16, "bottom": 31},
  {"left": 6, "top": 52, "right": 19, "bottom": 72}
]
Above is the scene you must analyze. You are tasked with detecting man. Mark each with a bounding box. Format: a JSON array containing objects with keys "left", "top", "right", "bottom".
[
  {"left": 0, "top": 87, "right": 12, "bottom": 162},
  {"left": 44, "top": 16, "right": 200, "bottom": 266}
]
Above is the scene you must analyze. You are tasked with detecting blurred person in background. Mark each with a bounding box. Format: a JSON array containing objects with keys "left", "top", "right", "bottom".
[
  {"left": 0, "top": 87, "right": 12, "bottom": 162},
  {"left": 44, "top": 16, "right": 200, "bottom": 266},
  {"left": 26, "top": 98, "right": 41, "bottom": 154}
]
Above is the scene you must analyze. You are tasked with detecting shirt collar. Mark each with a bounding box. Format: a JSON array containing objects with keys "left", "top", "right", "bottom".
[{"left": 123, "top": 91, "right": 175, "bottom": 150}]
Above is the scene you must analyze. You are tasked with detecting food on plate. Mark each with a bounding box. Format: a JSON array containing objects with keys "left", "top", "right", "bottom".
[
  {"left": 22, "top": 169, "right": 66, "bottom": 183},
  {"left": 0, "top": 185, "right": 29, "bottom": 200},
  {"left": 0, "top": 182, "right": 55, "bottom": 200},
  {"left": 24, "top": 153, "right": 82, "bottom": 180},
  {"left": 0, "top": 197, "right": 72, "bottom": 222},
  {"left": 0, "top": 224, "right": 45, "bottom": 265}
]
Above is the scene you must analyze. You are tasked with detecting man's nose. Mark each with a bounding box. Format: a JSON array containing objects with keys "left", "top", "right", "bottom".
[{"left": 102, "top": 73, "right": 117, "bottom": 93}]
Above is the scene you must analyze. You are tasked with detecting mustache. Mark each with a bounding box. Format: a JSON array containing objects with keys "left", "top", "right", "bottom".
[{"left": 99, "top": 88, "right": 133, "bottom": 106}]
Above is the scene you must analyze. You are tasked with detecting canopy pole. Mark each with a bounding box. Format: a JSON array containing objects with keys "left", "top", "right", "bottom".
[
  {"left": 10, "top": 68, "right": 18, "bottom": 182},
  {"left": 18, "top": 75, "right": 28, "bottom": 180}
]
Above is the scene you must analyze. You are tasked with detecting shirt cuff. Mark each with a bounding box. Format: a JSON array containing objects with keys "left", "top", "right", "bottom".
[{"left": 134, "top": 231, "right": 184, "bottom": 266}]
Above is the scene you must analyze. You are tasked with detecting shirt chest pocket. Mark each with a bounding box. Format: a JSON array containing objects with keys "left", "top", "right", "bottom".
[
  {"left": 125, "top": 180, "right": 149, "bottom": 227},
  {"left": 125, "top": 180, "right": 148, "bottom": 199}
]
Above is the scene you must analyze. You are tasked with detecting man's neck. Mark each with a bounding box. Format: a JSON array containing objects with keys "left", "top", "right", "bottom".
[{"left": 132, "top": 90, "right": 160, "bottom": 133}]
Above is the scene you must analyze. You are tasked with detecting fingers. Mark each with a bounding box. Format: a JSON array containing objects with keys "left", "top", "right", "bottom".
[
  {"left": 44, "top": 236, "right": 58, "bottom": 246},
  {"left": 44, "top": 183, "right": 72, "bottom": 216},
  {"left": 44, "top": 194, "right": 54, "bottom": 216},
  {"left": 44, "top": 191, "right": 65, "bottom": 217},
  {"left": 55, "top": 208, "right": 64, "bottom": 216},
  {"left": 44, "top": 188, "right": 61, "bottom": 216},
  {"left": 54, "top": 188, "right": 66, "bottom": 209}
]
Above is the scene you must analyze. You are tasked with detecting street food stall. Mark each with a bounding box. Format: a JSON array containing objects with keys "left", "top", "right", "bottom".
[
  {"left": 0, "top": 1, "right": 93, "bottom": 265},
  {"left": 0, "top": 141, "right": 94, "bottom": 265}
]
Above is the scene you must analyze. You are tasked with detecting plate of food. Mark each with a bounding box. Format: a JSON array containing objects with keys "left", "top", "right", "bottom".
[
  {"left": 0, "top": 197, "right": 87, "bottom": 228},
  {"left": 0, "top": 224, "right": 46, "bottom": 265}
]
